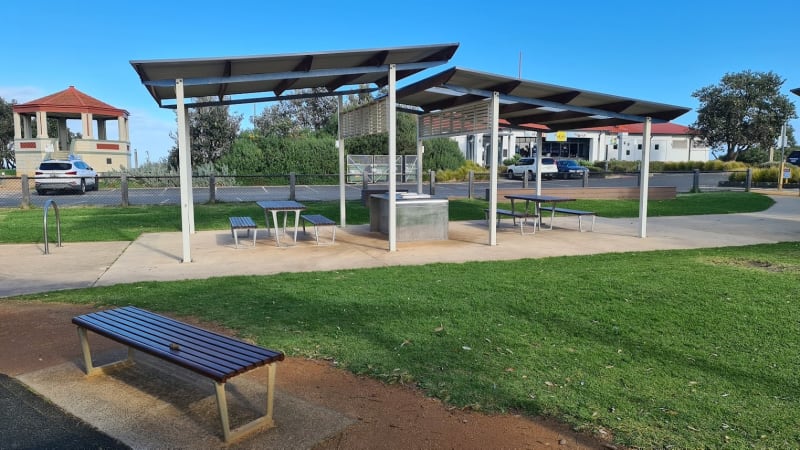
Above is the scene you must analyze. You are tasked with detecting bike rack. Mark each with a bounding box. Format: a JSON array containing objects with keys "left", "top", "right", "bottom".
[{"left": 43, "top": 199, "right": 62, "bottom": 254}]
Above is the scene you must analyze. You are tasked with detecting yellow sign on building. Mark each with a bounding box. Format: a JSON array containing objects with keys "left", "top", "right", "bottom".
[{"left": 555, "top": 131, "right": 567, "bottom": 142}]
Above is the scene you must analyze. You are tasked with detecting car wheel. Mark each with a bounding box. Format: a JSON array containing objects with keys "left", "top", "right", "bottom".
[
  {"left": 527, "top": 171, "right": 534, "bottom": 181},
  {"left": 79, "top": 179, "right": 86, "bottom": 194}
]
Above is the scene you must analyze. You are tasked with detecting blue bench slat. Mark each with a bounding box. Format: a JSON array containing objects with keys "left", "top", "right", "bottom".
[
  {"left": 539, "top": 206, "right": 595, "bottom": 215},
  {"left": 93, "top": 312, "right": 262, "bottom": 373},
  {"left": 99, "top": 307, "right": 278, "bottom": 369},
  {"left": 73, "top": 306, "right": 283, "bottom": 382},
  {"left": 229, "top": 217, "right": 257, "bottom": 228},
  {"left": 301, "top": 214, "right": 335, "bottom": 226}
]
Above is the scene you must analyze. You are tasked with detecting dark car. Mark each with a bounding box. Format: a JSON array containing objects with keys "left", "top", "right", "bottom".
[
  {"left": 787, "top": 150, "right": 800, "bottom": 165},
  {"left": 555, "top": 160, "right": 589, "bottom": 179}
]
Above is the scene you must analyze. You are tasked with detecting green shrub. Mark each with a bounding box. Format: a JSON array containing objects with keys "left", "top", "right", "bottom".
[
  {"left": 434, "top": 160, "right": 489, "bottom": 181},
  {"left": 728, "top": 166, "right": 799, "bottom": 183},
  {"left": 423, "top": 138, "right": 465, "bottom": 171}
]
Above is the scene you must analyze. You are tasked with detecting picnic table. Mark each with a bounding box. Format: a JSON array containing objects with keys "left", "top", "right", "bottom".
[
  {"left": 256, "top": 200, "right": 306, "bottom": 247},
  {"left": 504, "top": 194, "right": 594, "bottom": 231}
]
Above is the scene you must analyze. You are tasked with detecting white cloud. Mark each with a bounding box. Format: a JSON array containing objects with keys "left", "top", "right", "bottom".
[
  {"left": 127, "top": 108, "right": 176, "bottom": 163},
  {"left": 0, "top": 86, "right": 46, "bottom": 103}
]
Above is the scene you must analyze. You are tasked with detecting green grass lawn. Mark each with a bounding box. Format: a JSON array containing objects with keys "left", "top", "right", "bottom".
[
  {"left": 14, "top": 242, "right": 800, "bottom": 448},
  {"left": 2, "top": 191, "right": 796, "bottom": 447},
  {"left": 0, "top": 192, "right": 776, "bottom": 244}
]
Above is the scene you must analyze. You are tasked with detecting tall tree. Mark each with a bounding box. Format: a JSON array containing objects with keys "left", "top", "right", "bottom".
[
  {"left": 254, "top": 88, "right": 337, "bottom": 137},
  {"left": 0, "top": 97, "right": 14, "bottom": 168},
  {"left": 692, "top": 71, "right": 796, "bottom": 161},
  {"left": 168, "top": 97, "right": 242, "bottom": 169}
]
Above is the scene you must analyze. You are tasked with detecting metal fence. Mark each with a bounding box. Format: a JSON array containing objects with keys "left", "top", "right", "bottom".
[{"left": 0, "top": 169, "right": 781, "bottom": 209}]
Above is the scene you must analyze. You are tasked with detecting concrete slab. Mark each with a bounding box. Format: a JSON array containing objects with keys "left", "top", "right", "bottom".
[{"left": 18, "top": 349, "right": 354, "bottom": 449}]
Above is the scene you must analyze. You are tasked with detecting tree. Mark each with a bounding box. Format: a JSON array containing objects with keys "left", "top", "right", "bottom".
[
  {"left": 423, "top": 137, "right": 465, "bottom": 171},
  {"left": 254, "top": 88, "right": 337, "bottom": 137},
  {"left": 0, "top": 97, "right": 14, "bottom": 168},
  {"left": 692, "top": 70, "right": 796, "bottom": 161},
  {"left": 168, "top": 98, "right": 243, "bottom": 169}
]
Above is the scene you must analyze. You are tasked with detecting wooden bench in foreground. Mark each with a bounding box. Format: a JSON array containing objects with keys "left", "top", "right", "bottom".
[
  {"left": 72, "top": 306, "right": 285, "bottom": 443},
  {"left": 300, "top": 214, "right": 336, "bottom": 245},
  {"left": 229, "top": 216, "right": 258, "bottom": 248},
  {"left": 538, "top": 206, "right": 596, "bottom": 232},
  {"left": 484, "top": 208, "right": 538, "bottom": 235}
]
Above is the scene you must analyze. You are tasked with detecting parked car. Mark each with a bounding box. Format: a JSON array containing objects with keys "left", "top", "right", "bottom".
[
  {"left": 35, "top": 159, "right": 98, "bottom": 194},
  {"left": 556, "top": 159, "right": 589, "bottom": 179},
  {"left": 787, "top": 150, "right": 800, "bottom": 165},
  {"left": 506, "top": 157, "right": 558, "bottom": 180}
]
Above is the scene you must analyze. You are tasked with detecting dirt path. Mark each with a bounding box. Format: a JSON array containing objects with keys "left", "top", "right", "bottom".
[{"left": 0, "top": 301, "right": 613, "bottom": 449}]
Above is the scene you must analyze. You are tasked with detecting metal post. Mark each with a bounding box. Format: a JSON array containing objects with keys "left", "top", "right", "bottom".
[
  {"left": 582, "top": 170, "right": 588, "bottom": 187},
  {"left": 121, "top": 174, "right": 129, "bottom": 207},
  {"left": 692, "top": 169, "right": 700, "bottom": 193},
  {"left": 745, "top": 168, "right": 752, "bottom": 192},
  {"left": 638, "top": 118, "right": 652, "bottom": 238},
  {"left": 209, "top": 174, "right": 216, "bottom": 204},
  {"left": 20, "top": 175, "right": 30, "bottom": 209},
  {"left": 429, "top": 170, "right": 436, "bottom": 195},
  {"left": 289, "top": 172, "right": 296, "bottom": 201},
  {"left": 522, "top": 171, "right": 529, "bottom": 188},
  {"left": 467, "top": 170, "right": 474, "bottom": 199}
]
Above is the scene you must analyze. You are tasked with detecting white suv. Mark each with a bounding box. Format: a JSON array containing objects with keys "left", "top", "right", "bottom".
[
  {"left": 35, "top": 159, "right": 98, "bottom": 194},
  {"left": 506, "top": 157, "right": 558, "bottom": 180}
]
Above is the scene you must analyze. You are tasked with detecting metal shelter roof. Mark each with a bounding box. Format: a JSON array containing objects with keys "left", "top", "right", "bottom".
[
  {"left": 395, "top": 67, "right": 690, "bottom": 130},
  {"left": 792, "top": 88, "right": 800, "bottom": 96},
  {"left": 130, "top": 44, "right": 459, "bottom": 107}
]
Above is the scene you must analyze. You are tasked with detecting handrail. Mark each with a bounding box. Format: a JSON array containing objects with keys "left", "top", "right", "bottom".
[{"left": 43, "top": 199, "right": 62, "bottom": 254}]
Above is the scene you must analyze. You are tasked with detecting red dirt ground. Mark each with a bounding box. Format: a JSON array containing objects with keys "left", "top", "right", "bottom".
[{"left": 0, "top": 301, "right": 616, "bottom": 449}]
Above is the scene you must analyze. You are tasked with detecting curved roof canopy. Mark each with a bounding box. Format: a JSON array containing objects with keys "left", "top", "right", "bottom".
[
  {"left": 13, "top": 86, "right": 128, "bottom": 119},
  {"left": 791, "top": 88, "right": 800, "bottom": 96},
  {"left": 130, "top": 44, "right": 459, "bottom": 107},
  {"left": 396, "top": 67, "right": 690, "bottom": 130}
]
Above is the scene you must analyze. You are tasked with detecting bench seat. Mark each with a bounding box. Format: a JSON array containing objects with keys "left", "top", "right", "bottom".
[
  {"left": 484, "top": 208, "right": 538, "bottom": 235},
  {"left": 73, "top": 306, "right": 284, "bottom": 443},
  {"left": 300, "top": 214, "right": 336, "bottom": 245},
  {"left": 229, "top": 216, "right": 257, "bottom": 248},
  {"left": 538, "top": 206, "right": 596, "bottom": 232}
]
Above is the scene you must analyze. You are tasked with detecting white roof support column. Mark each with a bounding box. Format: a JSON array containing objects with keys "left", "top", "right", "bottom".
[
  {"left": 488, "top": 91, "right": 500, "bottom": 246},
  {"left": 535, "top": 131, "right": 543, "bottom": 194},
  {"left": 337, "top": 95, "right": 347, "bottom": 227},
  {"left": 36, "top": 111, "right": 47, "bottom": 138},
  {"left": 387, "top": 64, "right": 397, "bottom": 251},
  {"left": 416, "top": 115, "right": 423, "bottom": 194},
  {"left": 175, "top": 78, "right": 193, "bottom": 262},
  {"left": 638, "top": 117, "right": 652, "bottom": 238},
  {"left": 13, "top": 112, "right": 21, "bottom": 139}
]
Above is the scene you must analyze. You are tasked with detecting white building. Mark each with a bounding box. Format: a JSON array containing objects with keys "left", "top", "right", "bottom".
[{"left": 452, "top": 122, "right": 710, "bottom": 166}]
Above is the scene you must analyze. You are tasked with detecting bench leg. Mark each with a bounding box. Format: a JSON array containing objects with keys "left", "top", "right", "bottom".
[
  {"left": 213, "top": 363, "right": 277, "bottom": 443},
  {"left": 77, "top": 327, "right": 135, "bottom": 376}
]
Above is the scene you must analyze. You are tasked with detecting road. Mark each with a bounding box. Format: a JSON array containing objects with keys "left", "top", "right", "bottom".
[{"left": 0, "top": 172, "right": 734, "bottom": 208}]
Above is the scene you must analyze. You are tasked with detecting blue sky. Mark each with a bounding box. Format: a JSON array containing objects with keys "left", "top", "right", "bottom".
[{"left": 2, "top": 0, "right": 798, "bottom": 162}]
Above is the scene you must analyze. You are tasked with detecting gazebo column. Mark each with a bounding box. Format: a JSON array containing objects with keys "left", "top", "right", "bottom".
[
  {"left": 13, "top": 112, "right": 21, "bottom": 139},
  {"left": 175, "top": 78, "right": 193, "bottom": 263},
  {"left": 535, "top": 131, "right": 544, "bottom": 195},
  {"left": 97, "top": 119, "right": 107, "bottom": 140},
  {"left": 118, "top": 115, "right": 129, "bottom": 142},
  {"left": 81, "top": 112, "right": 94, "bottom": 138},
  {"left": 36, "top": 112, "right": 48, "bottom": 138},
  {"left": 22, "top": 114, "right": 32, "bottom": 138},
  {"left": 57, "top": 119, "right": 68, "bottom": 152}
]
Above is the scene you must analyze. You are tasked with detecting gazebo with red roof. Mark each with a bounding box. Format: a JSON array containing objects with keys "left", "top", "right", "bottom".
[{"left": 13, "top": 86, "right": 130, "bottom": 176}]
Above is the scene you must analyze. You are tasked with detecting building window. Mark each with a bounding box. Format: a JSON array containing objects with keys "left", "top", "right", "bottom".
[
  {"left": 107, "top": 158, "right": 112, "bottom": 164},
  {"left": 626, "top": 150, "right": 630, "bottom": 156},
  {"left": 637, "top": 144, "right": 642, "bottom": 150},
  {"left": 654, "top": 144, "right": 660, "bottom": 150}
]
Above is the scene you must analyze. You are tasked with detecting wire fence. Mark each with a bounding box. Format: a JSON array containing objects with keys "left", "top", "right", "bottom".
[{"left": 0, "top": 169, "right": 792, "bottom": 209}]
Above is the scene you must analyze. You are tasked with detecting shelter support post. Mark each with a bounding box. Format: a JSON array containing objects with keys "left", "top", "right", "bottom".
[
  {"left": 488, "top": 92, "right": 500, "bottom": 246},
  {"left": 337, "top": 96, "right": 346, "bottom": 227},
  {"left": 175, "top": 79, "right": 193, "bottom": 262},
  {"left": 638, "top": 117, "right": 652, "bottom": 238},
  {"left": 388, "top": 64, "right": 397, "bottom": 252},
  {"left": 416, "top": 116, "right": 424, "bottom": 194},
  {"left": 535, "top": 131, "right": 543, "bottom": 195}
]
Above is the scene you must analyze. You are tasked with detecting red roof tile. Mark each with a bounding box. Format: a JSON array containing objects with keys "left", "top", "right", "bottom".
[
  {"left": 581, "top": 123, "right": 696, "bottom": 135},
  {"left": 13, "top": 86, "right": 128, "bottom": 117}
]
